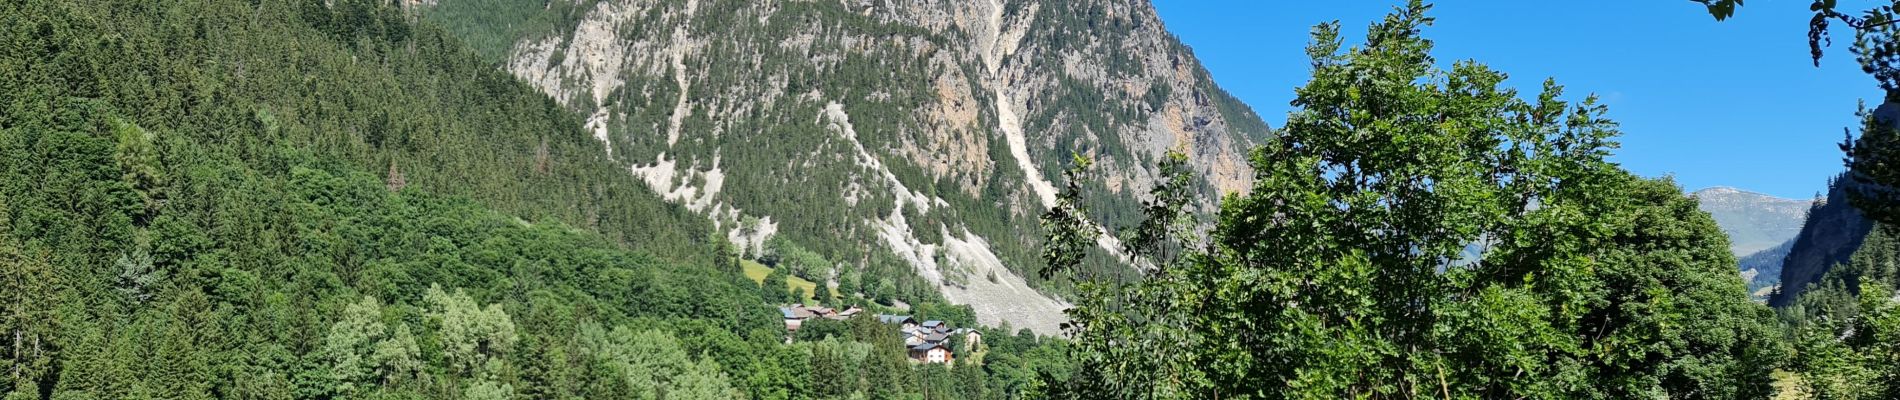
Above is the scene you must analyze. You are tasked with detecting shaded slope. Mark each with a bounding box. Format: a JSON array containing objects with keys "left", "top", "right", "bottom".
[
  {"left": 1771, "top": 175, "right": 1874, "bottom": 307},
  {"left": 1739, "top": 238, "right": 1794, "bottom": 298}
]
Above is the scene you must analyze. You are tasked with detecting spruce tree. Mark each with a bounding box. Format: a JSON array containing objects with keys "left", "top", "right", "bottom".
[
  {"left": 815, "top": 283, "right": 833, "bottom": 307},
  {"left": 763, "top": 269, "right": 791, "bottom": 304}
]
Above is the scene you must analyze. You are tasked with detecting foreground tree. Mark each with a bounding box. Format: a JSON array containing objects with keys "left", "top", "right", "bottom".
[
  {"left": 1694, "top": 0, "right": 1900, "bottom": 75},
  {"left": 1845, "top": 100, "right": 1900, "bottom": 225},
  {"left": 1043, "top": 2, "right": 1778, "bottom": 398},
  {"left": 1780, "top": 227, "right": 1900, "bottom": 399}
]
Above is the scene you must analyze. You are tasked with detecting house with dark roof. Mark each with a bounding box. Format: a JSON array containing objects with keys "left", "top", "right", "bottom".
[
  {"left": 877, "top": 314, "right": 919, "bottom": 330},
  {"left": 875, "top": 315, "right": 983, "bottom": 364},
  {"left": 909, "top": 341, "right": 952, "bottom": 364}
]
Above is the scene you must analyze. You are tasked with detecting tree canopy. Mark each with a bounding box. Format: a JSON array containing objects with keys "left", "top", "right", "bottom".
[{"left": 1042, "top": 2, "right": 1779, "bottom": 398}]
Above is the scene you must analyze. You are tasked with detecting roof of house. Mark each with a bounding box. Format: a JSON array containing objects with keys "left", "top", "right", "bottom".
[
  {"left": 911, "top": 342, "right": 942, "bottom": 351},
  {"left": 921, "top": 320, "right": 944, "bottom": 328},
  {"left": 779, "top": 307, "right": 797, "bottom": 319},
  {"left": 924, "top": 332, "right": 950, "bottom": 343},
  {"left": 877, "top": 314, "right": 916, "bottom": 324}
]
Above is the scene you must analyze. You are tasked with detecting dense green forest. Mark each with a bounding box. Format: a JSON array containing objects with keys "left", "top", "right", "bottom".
[{"left": 0, "top": 0, "right": 1072, "bottom": 399}]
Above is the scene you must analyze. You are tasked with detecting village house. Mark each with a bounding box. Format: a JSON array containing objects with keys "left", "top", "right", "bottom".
[
  {"left": 780, "top": 304, "right": 863, "bottom": 332},
  {"left": 779, "top": 307, "right": 806, "bottom": 332},
  {"left": 877, "top": 314, "right": 983, "bottom": 364},
  {"left": 954, "top": 328, "right": 983, "bottom": 350},
  {"left": 877, "top": 314, "right": 918, "bottom": 330},
  {"left": 909, "top": 341, "right": 952, "bottom": 364}
]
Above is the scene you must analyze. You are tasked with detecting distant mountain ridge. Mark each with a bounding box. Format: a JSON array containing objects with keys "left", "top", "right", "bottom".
[
  {"left": 1692, "top": 186, "right": 1812, "bottom": 299},
  {"left": 1693, "top": 186, "right": 1812, "bottom": 256}
]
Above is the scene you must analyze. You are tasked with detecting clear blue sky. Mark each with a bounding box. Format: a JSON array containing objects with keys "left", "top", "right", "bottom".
[{"left": 1152, "top": 0, "right": 1884, "bottom": 199}]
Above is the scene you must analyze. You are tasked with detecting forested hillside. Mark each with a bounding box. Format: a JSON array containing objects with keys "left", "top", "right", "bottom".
[
  {"left": 0, "top": 0, "right": 1071, "bottom": 398},
  {"left": 1740, "top": 238, "right": 1795, "bottom": 298}
]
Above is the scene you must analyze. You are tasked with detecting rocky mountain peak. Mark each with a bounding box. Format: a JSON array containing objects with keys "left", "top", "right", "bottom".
[{"left": 420, "top": 0, "right": 1268, "bottom": 334}]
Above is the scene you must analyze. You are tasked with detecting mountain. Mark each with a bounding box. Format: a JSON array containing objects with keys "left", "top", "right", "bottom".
[
  {"left": 1770, "top": 175, "right": 1874, "bottom": 307},
  {"left": 1692, "top": 186, "right": 1812, "bottom": 256},
  {"left": 417, "top": 0, "right": 1270, "bottom": 334},
  {"left": 1691, "top": 186, "right": 1813, "bottom": 298}
]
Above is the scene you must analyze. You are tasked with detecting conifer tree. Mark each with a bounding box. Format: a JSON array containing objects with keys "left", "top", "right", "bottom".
[
  {"left": 815, "top": 283, "right": 834, "bottom": 306},
  {"left": 0, "top": 199, "right": 58, "bottom": 398},
  {"left": 763, "top": 269, "right": 791, "bottom": 304}
]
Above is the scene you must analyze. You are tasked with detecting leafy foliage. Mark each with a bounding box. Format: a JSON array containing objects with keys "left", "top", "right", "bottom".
[
  {"left": 1780, "top": 226, "right": 1900, "bottom": 398},
  {"left": 1696, "top": 0, "right": 1900, "bottom": 89},
  {"left": 1041, "top": 2, "right": 1779, "bottom": 398},
  {"left": 1845, "top": 101, "right": 1900, "bottom": 225}
]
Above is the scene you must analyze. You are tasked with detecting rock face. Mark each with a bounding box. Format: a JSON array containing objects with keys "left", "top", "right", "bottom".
[
  {"left": 419, "top": 0, "right": 1266, "bottom": 334},
  {"left": 1771, "top": 176, "right": 1873, "bottom": 307},
  {"left": 1765, "top": 102, "right": 1900, "bottom": 307}
]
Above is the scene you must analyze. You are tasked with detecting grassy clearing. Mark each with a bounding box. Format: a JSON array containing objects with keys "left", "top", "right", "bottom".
[{"left": 741, "top": 259, "right": 826, "bottom": 304}]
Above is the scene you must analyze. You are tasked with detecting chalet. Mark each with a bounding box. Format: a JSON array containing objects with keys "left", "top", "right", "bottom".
[
  {"left": 779, "top": 305, "right": 831, "bottom": 331},
  {"left": 877, "top": 314, "right": 919, "bottom": 330},
  {"left": 811, "top": 306, "right": 863, "bottom": 321},
  {"left": 954, "top": 328, "right": 983, "bottom": 349},
  {"left": 778, "top": 305, "right": 872, "bottom": 343},
  {"left": 909, "top": 342, "right": 953, "bottom": 364},
  {"left": 869, "top": 314, "right": 990, "bottom": 364},
  {"left": 779, "top": 307, "right": 804, "bottom": 332}
]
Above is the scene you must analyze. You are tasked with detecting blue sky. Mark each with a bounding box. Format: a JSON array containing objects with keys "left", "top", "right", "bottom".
[{"left": 1152, "top": 0, "right": 1884, "bottom": 199}]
